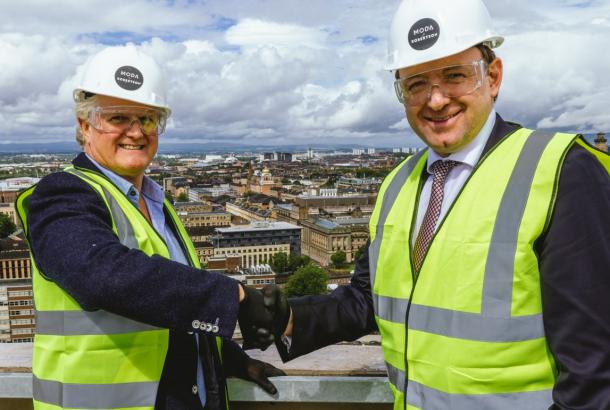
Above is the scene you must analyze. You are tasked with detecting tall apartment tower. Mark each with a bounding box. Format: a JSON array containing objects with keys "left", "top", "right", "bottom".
[{"left": 594, "top": 132, "right": 608, "bottom": 152}]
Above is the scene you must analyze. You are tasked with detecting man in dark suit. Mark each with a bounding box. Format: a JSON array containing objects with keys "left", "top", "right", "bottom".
[{"left": 245, "top": 0, "right": 610, "bottom": 409}]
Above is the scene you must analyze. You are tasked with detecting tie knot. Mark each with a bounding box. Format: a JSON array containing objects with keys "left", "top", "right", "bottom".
[{"left": 431, "top": 160, "right": 458, "bottom": 177}]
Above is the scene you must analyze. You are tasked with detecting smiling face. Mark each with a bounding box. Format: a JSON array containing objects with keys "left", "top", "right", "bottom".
[
  {"left": 398, "top": 47, "right": 502, "bottom": 156},
  {"left": 79, "top": 95, "right": 159, "bottom": 185}
]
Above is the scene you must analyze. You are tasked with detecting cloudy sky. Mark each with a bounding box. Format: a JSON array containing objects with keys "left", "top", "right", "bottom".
[{"left": 0, "top": 0, "right": 609, "bottom": 149}]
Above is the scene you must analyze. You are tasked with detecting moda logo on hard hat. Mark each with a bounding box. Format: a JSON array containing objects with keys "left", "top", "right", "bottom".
[
  {"left": 408, "top": 18, "right": 440, "bottom": 50},
  {"left": 115, "top": 66, "right": 144, "bottom": 91}
]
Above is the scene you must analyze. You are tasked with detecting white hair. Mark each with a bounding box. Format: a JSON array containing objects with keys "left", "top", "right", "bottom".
[{"left": 74, "top": 92, "right": 98, "bottom": 148}]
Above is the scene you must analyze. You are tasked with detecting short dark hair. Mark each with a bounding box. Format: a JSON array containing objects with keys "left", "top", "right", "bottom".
[
  {"left": 475, "top": 43, "right": 496, "bottom": 65},
  {"left": 475, "top": 43, "right": 499, "bottom": 101}
]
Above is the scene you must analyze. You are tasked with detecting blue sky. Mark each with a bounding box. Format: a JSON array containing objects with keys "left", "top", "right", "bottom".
[{"left": 0, "top": 0, "right": 608, "bottom": 148}]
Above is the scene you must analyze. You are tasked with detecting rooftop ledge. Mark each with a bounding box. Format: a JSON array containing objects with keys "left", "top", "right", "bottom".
[{"left": 1, "top": 337, "right": 393, "bottom": 409}]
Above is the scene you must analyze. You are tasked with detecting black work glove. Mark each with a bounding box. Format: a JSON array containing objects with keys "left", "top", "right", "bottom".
[
  {"left": 241, "top": 357, "right": 286, "bottom": 395},
  {"left": 261, "top": 285, "right": 290, "bottom": 342},
  {"left": 238, "top": 285, "right": 275, "bottom": 350}
]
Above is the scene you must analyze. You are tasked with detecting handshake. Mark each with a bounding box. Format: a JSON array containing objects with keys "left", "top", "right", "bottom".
[{"left": 238, "top": 284, "right": 291, "bottom": 350}]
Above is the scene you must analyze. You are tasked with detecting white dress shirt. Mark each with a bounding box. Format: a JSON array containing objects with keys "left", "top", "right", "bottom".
[{"left": 411, "top": 110, "right": 497, "bottom": 247}]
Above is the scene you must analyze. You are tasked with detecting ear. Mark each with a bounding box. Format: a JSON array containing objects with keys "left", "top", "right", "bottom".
[
  {"left": 78, "top": 118, "right": 90, "bottom": 144},
  {"left": 487, "top": 58, "right": 503, "bottom": 100}
]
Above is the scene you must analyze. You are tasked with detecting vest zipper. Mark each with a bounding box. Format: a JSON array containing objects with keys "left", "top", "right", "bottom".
[{"left": 403, "top": 167, "right": 426, "bottom": 408}]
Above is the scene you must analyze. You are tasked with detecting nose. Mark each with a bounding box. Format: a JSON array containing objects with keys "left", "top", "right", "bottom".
[
  {"left": 125, "top": 119, "right": 145, "bottom": 137},
  {"left": 426, "top": 85, "right": 450, "bottom": 111}
]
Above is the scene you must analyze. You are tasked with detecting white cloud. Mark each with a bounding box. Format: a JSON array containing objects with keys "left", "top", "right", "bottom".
[
  {"left": 0, "top": 0, "right": 608, "bottom": 148},
  {"left": 225, "top": 19, "right": 328, "bottom": 49}
]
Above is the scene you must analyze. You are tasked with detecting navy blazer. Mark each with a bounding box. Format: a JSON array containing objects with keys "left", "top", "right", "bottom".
[
  {"left": 279, "top": 115, "right": 610, "bottom": 410},
  {"left": 27, "top": 153, "right": 247, "bottom": 410}
]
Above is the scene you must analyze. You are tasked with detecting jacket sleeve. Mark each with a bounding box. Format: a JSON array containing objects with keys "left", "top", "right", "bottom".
[
  {"left": 538, "top": 144, "right": 610, "bottom": 409},
  {"left": 27, "top": 171, "right": 240, "bottom": 338},
  {"left": 276, "top": 240, "right": 377, "bottom": 361}
]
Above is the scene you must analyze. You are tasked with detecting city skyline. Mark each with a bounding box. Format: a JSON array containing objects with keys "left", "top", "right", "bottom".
[{"left": 1, "top": 0, "right": 609, "bottom": 149}]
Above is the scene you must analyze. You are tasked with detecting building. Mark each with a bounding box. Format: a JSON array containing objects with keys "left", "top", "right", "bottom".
[
  {"left": 0, "top": 177, "right": 40, "bottom": 204},
  {"left": 162, "top": 176, "right": 189, "bottom": 198},
  {"left": 277, "top": 152, "right": 293, "bottom": 162},
  {"left": 300, "top": 217, "right": 370, "bottom": 267},
  {"left": 174, "top": 201, "right": 213, "bottom": 213},
  {"left": 178, "top": 211, "right": 231, "bottom": 228},
  {"left": 186, "top": 226, "right": 217, "bottom": 243},
  {"left": 594, "top": 132, "right": 608, "bottom": 152},
  {"left": 213, "top": 243, "right": 291, "bottom": 269},
  {"left": 192, "top": 241, "right": 215, "bottom": 265},
  {"left": 0, "top": 236, "right": 34, "bottom": 343},
  {"left": 173, "top": 201, "right": 231, "bottom": 230},
  {"left": 0, "top": 282, "right": 34, "bottom": 343},
  {"left": 210, "top": 221, "right": 301, "bottom": 269},
  {"left": 243, "top": 264, "right": 276, "bottom": 288},
  {"left": 189, "top": 185, "right": 234, "bottom": 201},
  {"left": 206, "top": 254, "right": 241, "bottom": 273},
  {"left": 225, "top": 202, "right": 272, "bottom": 223},
  {"left": 352, "top": 148, "right": 365, "bottom": 156},
  {"left": 336, "top": 177, "right": 382, "bottom": 191},
  {"left": 276, "top": 194, "right": 376, "bottom": 225},
  {"left": 0, "top": 203, "right": 18, "bottom": 226}
]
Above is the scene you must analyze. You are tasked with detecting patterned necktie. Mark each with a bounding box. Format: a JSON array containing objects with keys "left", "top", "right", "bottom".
[{"left": 413, "top": 160, "right": 459, "bottom": 273}]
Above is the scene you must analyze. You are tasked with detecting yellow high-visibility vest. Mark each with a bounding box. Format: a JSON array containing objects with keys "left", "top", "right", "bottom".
[
  {"left": 368, "top": 129, "right": 610, "bottom": 410},
  {"left": 17, "top": 166, "right": 226, "bottom": 410}
]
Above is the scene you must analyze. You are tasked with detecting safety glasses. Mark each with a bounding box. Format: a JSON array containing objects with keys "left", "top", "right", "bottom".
[
  {"left": 88, "top": 106, "right": 167, "bottom": 136},
  {"left": 394, "top": 59, "right": 487, "bottom": 106}
]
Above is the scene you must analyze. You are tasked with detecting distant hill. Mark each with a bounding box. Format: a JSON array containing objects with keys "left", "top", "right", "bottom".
[{"left": 0, "top": 141, "right": 372, "bottom": 154}]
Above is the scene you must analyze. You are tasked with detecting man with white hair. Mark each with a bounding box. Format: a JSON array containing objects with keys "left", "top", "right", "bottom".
[{"left": 17, "top": 45, "right": 284, "bottom": 410}]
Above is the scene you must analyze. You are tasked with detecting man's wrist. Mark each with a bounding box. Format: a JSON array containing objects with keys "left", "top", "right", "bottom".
[
  {"left": 283, "top": 308, "right": 293, "bottom": 337},
  {"left": 238, "top": 284, "right": 245, "bottom": 303}
]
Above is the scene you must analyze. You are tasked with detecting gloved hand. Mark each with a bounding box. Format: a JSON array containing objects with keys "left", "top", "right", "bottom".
[
  {"left": 261, "top": 285, "right": 290, "bottom": 341},
  {"left": 241, "top": 357, "right": 286, "bottom": 395},
  {"left": 238, "top": 285, "right": 275, "bottom": 350}
]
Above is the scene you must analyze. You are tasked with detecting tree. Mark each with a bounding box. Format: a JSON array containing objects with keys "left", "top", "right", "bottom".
[
  {"left": 164, "top": 191, "right": 174, "bottom": 204},
  {"left": 354, "top": 244, "right": 366, "bottom": 261},
  {"left": 330, "top": 250, "right": 347, "bottom": 269},
  {"left": 284, "top": 263, "right": 329, "bottom": 297},
  {"left": 288, "top": 254, "right": 310, "bottom": 272},
  {"left": 270, "top": 252, "right": 289, "bottom": 274},
  {"left": 177, "top": 192, "right": 189, "bottom": 202},
  {"left": 0, "top": 214, "right": 16, "bottom": 238}
]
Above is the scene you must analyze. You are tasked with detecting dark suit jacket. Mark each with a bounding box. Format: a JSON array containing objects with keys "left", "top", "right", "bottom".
[
  {"left": 27, "top": 153, "right": 248, "bottom": 410},
  {"left": 279, "top": 115, "right": 610, "bottom": 410}
]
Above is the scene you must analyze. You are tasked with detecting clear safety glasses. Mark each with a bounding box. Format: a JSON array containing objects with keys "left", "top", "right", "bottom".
[
  {"left": 394, "top": 59, "right": 487, "bottom": 106},
  {"left": 88, "top": 106, "right": 167, "bottom": 136}
]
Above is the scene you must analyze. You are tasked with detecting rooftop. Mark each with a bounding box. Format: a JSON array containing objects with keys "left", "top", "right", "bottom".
[{"left": 216, "top": 221, "right": 301, "bottom": 233}]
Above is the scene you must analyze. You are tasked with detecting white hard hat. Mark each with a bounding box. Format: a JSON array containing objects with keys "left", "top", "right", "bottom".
[
  {"left": 74, "top": 45, "right": 171, "bottom": 115},
  {"left": 385, "top": 0, "right": 503, "bottom": 71}
]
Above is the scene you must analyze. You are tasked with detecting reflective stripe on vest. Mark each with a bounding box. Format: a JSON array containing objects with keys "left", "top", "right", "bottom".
[
  {"left": 369, "top": 149, "right": 426, "bottom": 286},
  {"left": 33, "top": 375, "right": 157, "bottom": 409},
  {"left": 385, "top": 362, "right": 552, "bottom": 410},
  {"left": 35, "top": 310, "right": 161, "bottom": 336},
  {"left": 66, "top": 167, "right": 139, "bottom": 250}
]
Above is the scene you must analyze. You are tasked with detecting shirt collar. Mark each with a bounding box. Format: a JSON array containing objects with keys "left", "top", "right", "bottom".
[
  {"left": 85, "top": 153, "right": 165, "bottom": 205},
  {"left": 426, "top": 109, "right": 496, "bottom": 173}
]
